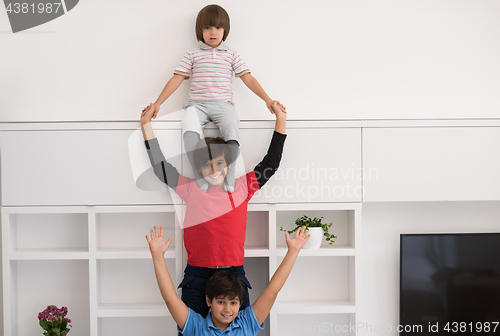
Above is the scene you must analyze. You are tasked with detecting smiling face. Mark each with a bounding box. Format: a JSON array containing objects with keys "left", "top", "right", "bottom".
[
  {"left": 206, "top": 295, "right": 241, "bottom": 330},
  {"left": 199, "top": 154, "right": 230, "bottom": 186},
  {"left": 203, "top": 26, "right": 224, "bottom": 48}
]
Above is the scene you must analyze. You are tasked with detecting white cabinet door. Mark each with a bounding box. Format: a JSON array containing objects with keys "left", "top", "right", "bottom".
[
  {"left": 238, "top": 128, "right": 362, "bottom": 203},
  {"left": 363, "top": 127, "right": 500, "bottom": 201},
  {"left": 1, "top": 130, "right": 182, "bottom": 206}
]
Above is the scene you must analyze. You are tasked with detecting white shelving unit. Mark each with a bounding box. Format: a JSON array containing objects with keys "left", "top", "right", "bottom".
[
  {"left": 1, "top": 205, "right": 183, "bottom": 336},
  {"left": 2, "top": 202, "right": 361, "bottom": 336},
  {"left": 1, "top": 121, "right": 363, "bottom": 336}
]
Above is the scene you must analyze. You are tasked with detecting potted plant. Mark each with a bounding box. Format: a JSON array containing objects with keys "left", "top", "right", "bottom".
[
  {"left": 280, "top": 215, "right": 337, "bottom": 249},
  {"left": 38, "top": 305, "right": 72, "bottom": 336}
]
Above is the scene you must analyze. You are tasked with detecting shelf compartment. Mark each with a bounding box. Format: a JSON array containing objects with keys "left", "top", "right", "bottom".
[
  {"left": 276, "top": 209, "right": 356, "bottom": 249},
  {"left": 97, "top": 212, "right": 177, "bottom": 250},
  {"left": 14, "top": 260, "right": 90, "bottom": 336},
  {"left": 97, "top": 303, "right": 170, "bottom": 317},
  {"left": 98, "top": 259, "right": 176, "bottom": 307},
  {"left": 245, "top": 211, "right": 270, "bottom": 250},
  {"left": 276, "top": 256, "right": 351, "bottom": 302},
  {"left": 7, "top": 213, "right": 88, "bottom": 255}
]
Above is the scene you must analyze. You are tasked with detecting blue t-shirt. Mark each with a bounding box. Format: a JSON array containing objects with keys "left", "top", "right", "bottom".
[{"left": 178, "top": 305, "right": 264, "bottom": 336}]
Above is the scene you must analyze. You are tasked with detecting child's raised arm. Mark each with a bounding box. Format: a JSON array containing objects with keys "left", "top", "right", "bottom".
[
  {"left": 141, "top": 103, "right": 157, "bottom": 141},
  {"left": 252, "top": 226, "right": 310, "bottom": 325},
  {"left": 272, "top": 100, "right": 286, "bottom": 135},
  {"left": 146, "top": 226, "right": 189, "bottom": 329}
]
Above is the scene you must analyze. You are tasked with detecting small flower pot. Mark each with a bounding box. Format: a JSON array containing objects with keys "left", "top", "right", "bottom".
[{"left": 299, "top": 227, "right": 323, "bottom": 249}]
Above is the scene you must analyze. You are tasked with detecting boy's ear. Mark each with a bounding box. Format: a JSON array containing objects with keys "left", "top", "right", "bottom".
[{"left": 206, "top": 295, "right": 212, "bottom": 307}]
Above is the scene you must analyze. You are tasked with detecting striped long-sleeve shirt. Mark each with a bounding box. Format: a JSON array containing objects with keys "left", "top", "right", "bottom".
[{"left": 174, "top": 42, "right": 250, "bottom": 102}]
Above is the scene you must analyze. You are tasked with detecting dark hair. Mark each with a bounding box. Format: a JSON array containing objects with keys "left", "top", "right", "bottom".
[
  {"left": 205, "top": 270, "right": 245, "bottom": 303},
  {"left": 193, "top": 137, "right": 232, "bottom": 172},
  {"left": 195, "top": 4, "right": 230, "bottom": 42}
]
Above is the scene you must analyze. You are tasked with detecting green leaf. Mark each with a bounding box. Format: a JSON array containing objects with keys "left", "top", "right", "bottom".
[{"left": 40, "top": 320, "right": 49, "bottom": 330}]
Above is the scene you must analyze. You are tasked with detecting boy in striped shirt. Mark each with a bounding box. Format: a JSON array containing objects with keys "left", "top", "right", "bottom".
[{"left": 142, "top": 4, "right": 284, "bottom": 192}]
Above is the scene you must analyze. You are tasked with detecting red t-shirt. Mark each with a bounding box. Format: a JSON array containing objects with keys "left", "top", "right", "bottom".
[{"left": 175, "top": 171, "right": 260, "bottom": 267}]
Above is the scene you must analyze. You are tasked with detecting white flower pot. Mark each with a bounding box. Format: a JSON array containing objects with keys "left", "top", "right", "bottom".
[{"left": 299, "top": 227, "right": 323, "bottom": 249}]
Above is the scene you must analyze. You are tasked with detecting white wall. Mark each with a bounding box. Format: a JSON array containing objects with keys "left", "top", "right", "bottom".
[
  {"left": 2, "top": 0, "right": 500, "bottom": 334},
  {"left": 1, "top": 0, "right": 500, "bottom": 122},
  {"left": 362, "top": 201, "right": 500, "bottom": 336}
]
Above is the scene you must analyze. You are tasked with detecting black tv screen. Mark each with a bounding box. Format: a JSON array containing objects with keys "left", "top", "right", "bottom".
[{"left": 400, "top": 233, "right": 500, "bottom": 335}]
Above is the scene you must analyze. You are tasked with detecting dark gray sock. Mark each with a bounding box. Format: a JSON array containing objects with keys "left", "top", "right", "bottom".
[
  {"left": 224, "top": 140, "right": 240, "bottom": 192},
  {"left": 183, "top": 131, "right": 208, "bottom": 190}
]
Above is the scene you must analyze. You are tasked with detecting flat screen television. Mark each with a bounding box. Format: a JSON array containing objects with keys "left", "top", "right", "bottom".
[{"left": 400, "top": 233, "right": 500, "bottom": 335}]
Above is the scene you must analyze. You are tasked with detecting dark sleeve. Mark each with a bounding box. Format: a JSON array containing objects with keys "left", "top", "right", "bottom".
[
  {"left": 144, "top": 138, "right": 180, "bottom": 190},
  {"left": 253, "top": 131, "right": 287, "bottom": 188}
]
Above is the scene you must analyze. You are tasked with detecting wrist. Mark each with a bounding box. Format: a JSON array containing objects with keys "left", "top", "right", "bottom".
[
  {"left": 142, "top": 122, "right": 155, "bottom": 140},
  {"left": 152, "top": 253, "right": 166, "bottom": 259}
]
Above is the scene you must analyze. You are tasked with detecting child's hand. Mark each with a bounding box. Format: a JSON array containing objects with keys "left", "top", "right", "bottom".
[
  {"left": 141, "top": 102, "right": 160, "bottom": 119},
  {"left": 141, "top": 103, "right": 156, "bottom": 125},
  {"left": 146, "top": 226, "right": 174, "bottom": 257},
  {"left": 268, "top": 100, "right": 286, "bottom": 115},
  {"left": 272, "top": 100, "right": 287, "bottom": 120},
  {"left": 285, "top": 226, "right": 310, "bottom": 252}
]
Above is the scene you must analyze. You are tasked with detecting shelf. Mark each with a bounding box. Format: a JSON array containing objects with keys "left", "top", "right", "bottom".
[
  {"left": 276, "top": 300, "right": 356, "bottom": 314},
  {"left": 97, "top": 303, "right": 170, "bottom": 317},
  {"left": 9, "top": 248, "right": 89, "bottom": 260},
  {"left": 2, "top": 202, "right": 361, "bottom": 336},
  {"left": 96, "top": 248, "right": 176, "bottom": 260},
  {"left": 276, "top": 247, "right": 355, "bottom": 257},
  {"left": 244, "top": 247, "right": 270, "bottom": 257}
]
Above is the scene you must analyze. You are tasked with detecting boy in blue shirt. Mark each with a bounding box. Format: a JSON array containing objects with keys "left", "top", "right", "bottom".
[{"left": 146, "top": 226, "right": 310, "bottom": 335}]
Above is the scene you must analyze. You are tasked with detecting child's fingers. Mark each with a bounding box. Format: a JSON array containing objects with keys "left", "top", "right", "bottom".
[
  {"left": 165, "top": 236, "right": 174, "bottom": 248},
  {"left": 154, "top": 226, "right": 159, "bottom": 238}
]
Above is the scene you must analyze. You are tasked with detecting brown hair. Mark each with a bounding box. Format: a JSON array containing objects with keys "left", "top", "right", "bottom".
[
  {"left": 195, "top": 4, "right": 230, "bottom": 42},
  {"left": 193, "top": 137, "right": 232, "bottom": 172},
  {"left": 205, "top": 270, "right": 245, "bottom": 303}
]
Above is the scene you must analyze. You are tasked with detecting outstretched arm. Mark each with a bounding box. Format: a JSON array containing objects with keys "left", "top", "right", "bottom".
[
  {"left": 146, "top": 226, "right": 189, "bottom": 329},
  {"left": 141, "top": 74, "right": 185, "bottom": 119},
  {"left": 141, "top": 104, "right": 157, "bottom": 141},
  {"left": 240, "top": 73, "right": 286, "bottom": 114},
  {"left": 252, "top": 227, "right": 310, "bottom": 325},
  {"left": 253, "top": 100, "right": 287, "bottom": 188},
  {"left": 140, "top": 106, "right": 180, "bottom": 189}
]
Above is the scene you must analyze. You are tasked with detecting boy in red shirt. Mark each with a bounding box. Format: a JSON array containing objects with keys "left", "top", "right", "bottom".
[{"left": 140, "top": 100, "right": 286, "bottom": 317}]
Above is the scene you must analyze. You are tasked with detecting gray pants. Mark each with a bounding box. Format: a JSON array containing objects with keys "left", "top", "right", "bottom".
[{"left": 182, "top": 101, "right": 240, "bottom": 191}]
